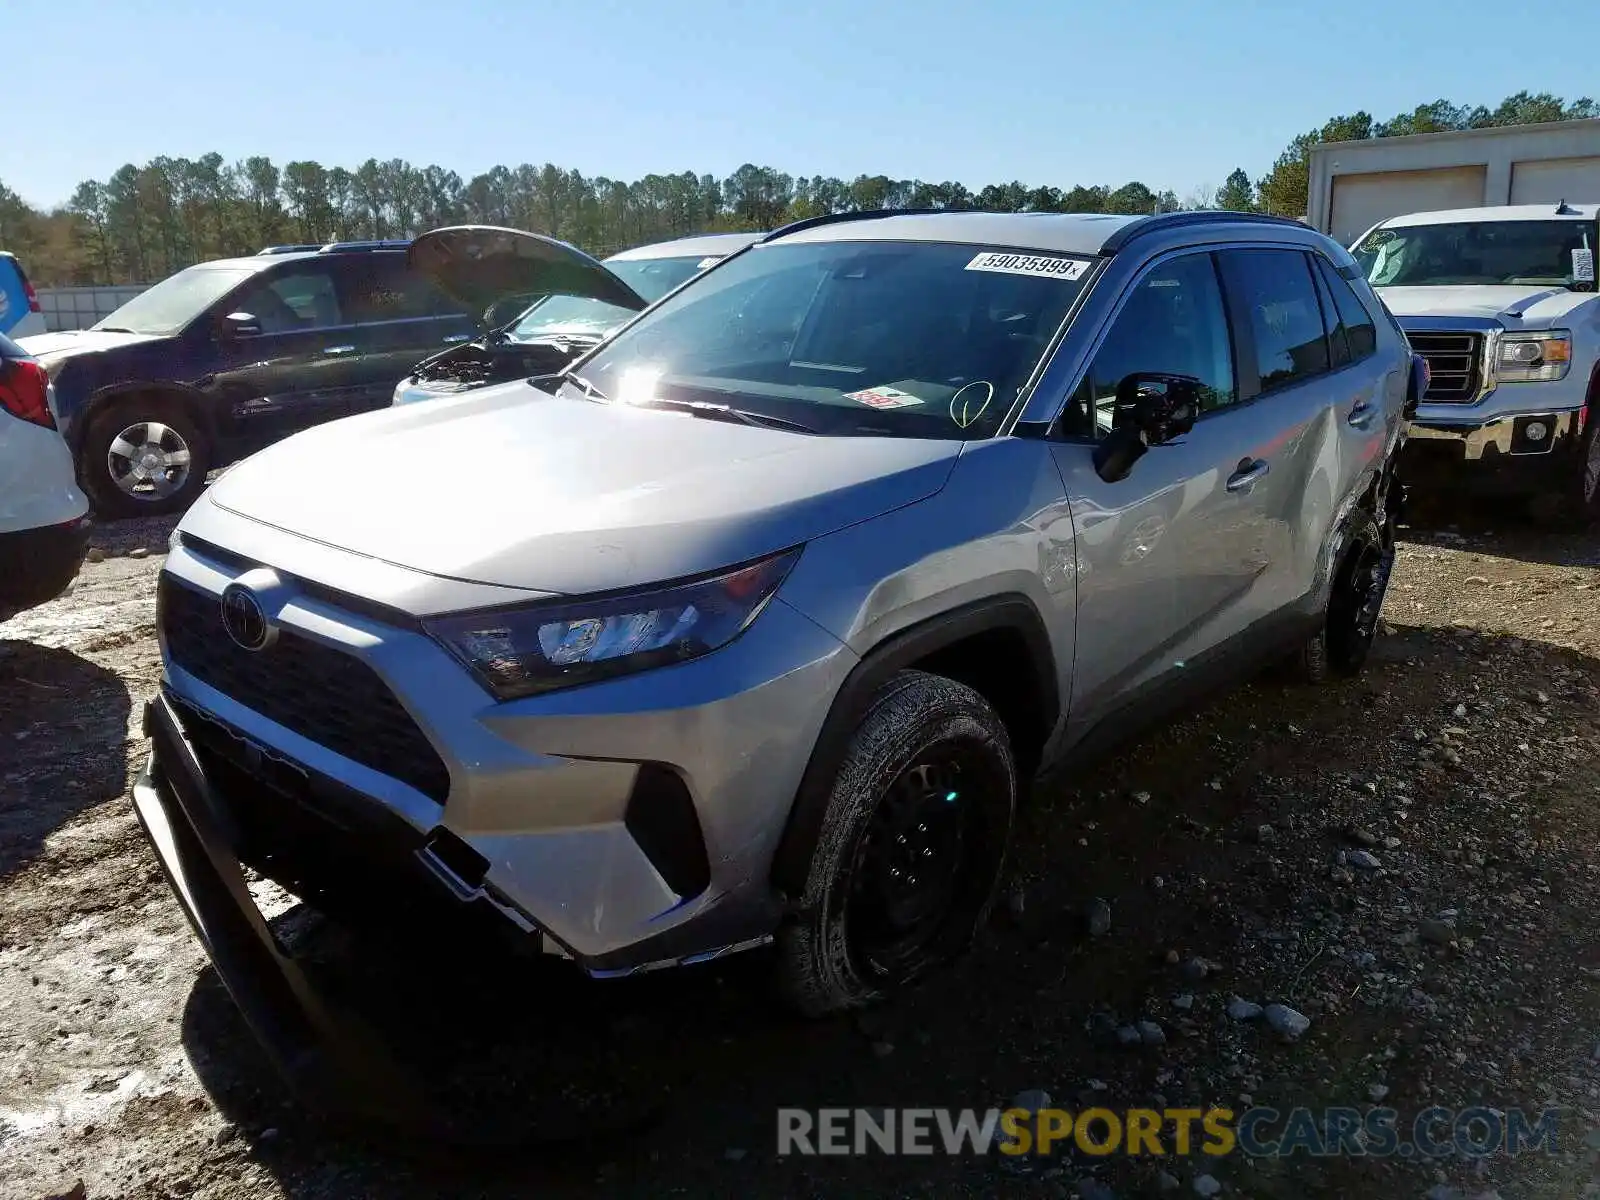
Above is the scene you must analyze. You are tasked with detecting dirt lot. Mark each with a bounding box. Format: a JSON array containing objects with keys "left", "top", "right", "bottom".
[{"left": 3, "top": 504, "right": 1600, "bottom": 1200}]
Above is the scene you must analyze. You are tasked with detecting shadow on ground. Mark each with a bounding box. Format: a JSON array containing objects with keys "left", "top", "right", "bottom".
[
  {"left": 0, "top": 639, "right": 131, "bottom": 877},
  {"left": 1400, "top": 488, "right": 1600, "bottom": 569},
  {"left": 170, "top": 621, "right": 1600, "bottom": 1198}
]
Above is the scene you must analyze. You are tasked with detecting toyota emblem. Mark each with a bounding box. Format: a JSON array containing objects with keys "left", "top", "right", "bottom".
[{"left": 219, "top": 583, "right": 275, "bottom": 651}]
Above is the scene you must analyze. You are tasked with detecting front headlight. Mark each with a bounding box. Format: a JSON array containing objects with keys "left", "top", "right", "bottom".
[
  {"left": 1496, "top": 331, "right": 1571, "bottom": 382},
  {"left": 424, "top": 547, "right": 801, "bottom": 700}
]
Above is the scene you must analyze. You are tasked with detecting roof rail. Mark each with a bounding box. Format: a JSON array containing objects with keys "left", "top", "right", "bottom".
[
  {"left": 1098, "top": 210, "right": 1309, "bottom": 254},
  {"left": 317, "top": 238, "right": 412, "bottom": 253},
  {"left": 256, "top": 244, "right": 322, "bottom": 255},
  {"left": 760, "top": 208, "right": 944, "bottom": 243}
]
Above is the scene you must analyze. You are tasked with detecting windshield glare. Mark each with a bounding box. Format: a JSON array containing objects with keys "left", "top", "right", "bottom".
[
  {"left": 510, "top": 254, "right": 712, "bottom": 341},
  {"left": 93, "top": 264, "right": 257, "bottom": 335},
  {"left": 1355, "top": 220, "right": 1595, "bottom": 288},
  {"left": 567, "top": 241, "right": 1091, "bottom": 439}
]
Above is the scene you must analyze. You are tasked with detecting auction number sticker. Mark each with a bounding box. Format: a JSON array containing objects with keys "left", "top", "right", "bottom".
[
  {"left": 847, "top": 385, "right": 924, "bottom": 409},
  {"left": 1573, "top": 248, "right": 1595, "bottom": 283},
  {"left": 965, "top": 251, "right": 1090, "bottom": 280}
]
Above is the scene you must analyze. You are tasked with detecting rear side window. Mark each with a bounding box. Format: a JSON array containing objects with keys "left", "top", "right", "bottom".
[
  {"left": 1310, "top": 258, "right": 1351, "bottom": 370},
  {"left": 1315, "top": 257, "right": 1378, "bottom": 360},
  {"left": 1217, "top": 249, "right": 1329, "bottom": 396},
  {"left": 344, "top": 256, "right": 465, "bottom": 323}
]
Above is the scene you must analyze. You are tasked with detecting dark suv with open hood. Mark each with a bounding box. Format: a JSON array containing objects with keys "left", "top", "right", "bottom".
[
  {"left": 393, "top": 231, "right": 760, "bottom": 406},
  {"left": 20, "top": 240, "right": 487, "bottom": 516}
]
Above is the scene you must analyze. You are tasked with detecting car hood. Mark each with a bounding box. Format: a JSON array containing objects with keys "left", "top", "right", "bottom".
[
  {"left": 205, "top": 382, "right": 960, "bottom": 595},
  {"left": 408, "top": 225, "right": 648, "bottom": 322},
  {"left": 1377, "top": 284, "right": 1595, "bottom": 329},
  {"left": 18, "top": 328, "right": 163, "bottom": 361}
]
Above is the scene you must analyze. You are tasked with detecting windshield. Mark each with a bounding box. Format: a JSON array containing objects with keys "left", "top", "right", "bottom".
[
  {"left": 1354, "top": 220, "right": 1596, "bottom": 288},
  {"left": 509, "top": 254, "right": 714, "bottom": 342},
  {"left": 92, "top": 264, "right": 258, "bottom": 335},
  {"left": 565, "top": 241, "right": 1091, "bottom": 439}
]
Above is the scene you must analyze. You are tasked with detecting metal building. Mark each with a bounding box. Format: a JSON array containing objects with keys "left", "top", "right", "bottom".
[{"left": 1308, "top": 117, "right": 1600, "bottom": 246}]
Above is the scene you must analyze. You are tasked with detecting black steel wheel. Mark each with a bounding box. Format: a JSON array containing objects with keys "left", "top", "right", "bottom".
[
  {"left": 777, "top": 670, "right": 1016, "bottom": 1016},
  {"left": 1324, "top": 510, "right": 1392, "bottom": 677}
]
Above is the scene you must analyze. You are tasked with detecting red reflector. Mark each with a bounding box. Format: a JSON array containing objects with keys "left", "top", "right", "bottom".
[
  {"left": 0, "top": 359, "right": 54, "bottom": 429},
  {"left": 23, "top": 279, "right": 40, "bottom": 313}
]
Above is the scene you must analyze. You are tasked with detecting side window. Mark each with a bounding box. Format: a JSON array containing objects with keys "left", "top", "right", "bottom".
[
  {"left": 1311, "top": 256, "right": 1351, "bottom": 370},
  {"left": 230, "top": 267, "right": 343, "bottom": 333},
  {"left": 1315, "top": 257, "right": 1378, "bottom": 360},
  {"left": 1062, "top": 252, "right": 1235, "bottom": 439},
  {"left": 343, "top": 256, "right": 466, "bottom": 324},
  {"left": 1217, "top": 249, "right": 1329, "bottom": 395}
]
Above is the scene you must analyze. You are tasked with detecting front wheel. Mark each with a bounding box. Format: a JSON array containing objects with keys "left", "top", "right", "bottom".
[
  {"left": 776, "top": 670, "right": 1016, "bottom": 1017},
  {"left": 81, "top": 400, "right": 212, "bottom": 518},
  {"left": 1558, "top": 402, "right": 1600, "bottom": 528}
]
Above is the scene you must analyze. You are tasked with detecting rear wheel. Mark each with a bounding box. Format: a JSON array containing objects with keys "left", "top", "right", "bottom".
[
  {"left": 776, "top": 670, "right": 1016, "bottom": 1017},
  {"left": 81, "top": 399, "right": 211, "bottom": 518},
  {"left": 1288, "top": 510, "right": 1392, "bottom": 683}
]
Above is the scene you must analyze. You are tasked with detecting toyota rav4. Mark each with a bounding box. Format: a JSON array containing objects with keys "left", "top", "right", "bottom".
[{"left": 132, "top": 211, "right": 1419, "bottom": 1120}]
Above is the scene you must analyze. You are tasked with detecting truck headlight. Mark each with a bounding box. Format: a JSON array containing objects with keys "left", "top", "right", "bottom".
[
  {"left": 424, "top": 547, "right": 801, "bottom": 700},
  {"left": 1496, "top": 331, "right": 1571, "bottom": 382}
]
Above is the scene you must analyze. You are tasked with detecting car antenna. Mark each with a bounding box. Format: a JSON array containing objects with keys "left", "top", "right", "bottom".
[{"left": 1556, "top": 198, "right": 1577, "bottom": 215}]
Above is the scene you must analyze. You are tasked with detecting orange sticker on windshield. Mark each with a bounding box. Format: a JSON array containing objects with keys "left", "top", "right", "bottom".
[{"left": 847, "top": 385, "right": 924, "bottom": 409}]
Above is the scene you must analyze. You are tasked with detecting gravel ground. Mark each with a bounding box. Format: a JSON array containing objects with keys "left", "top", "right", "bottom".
[{"left": 2, "top": 503, "right": 1600, "bottom": 1199}]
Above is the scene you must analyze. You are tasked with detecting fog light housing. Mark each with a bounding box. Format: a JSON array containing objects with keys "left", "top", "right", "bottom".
[{"left": 1511, "top": 415, "right": 1560, "bottom": 455}]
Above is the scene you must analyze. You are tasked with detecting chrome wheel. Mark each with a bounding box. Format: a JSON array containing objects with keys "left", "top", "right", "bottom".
[{"left": 106, "top": 420, "right": 193, "bottom": 501}]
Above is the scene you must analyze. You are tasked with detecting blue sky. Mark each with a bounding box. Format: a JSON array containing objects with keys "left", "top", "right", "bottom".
[{"left": 4, "top": 0, "right": 1593, "bottom": 209}]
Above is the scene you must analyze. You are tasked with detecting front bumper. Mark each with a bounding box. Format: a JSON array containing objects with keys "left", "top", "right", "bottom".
[
  {"left": 1399, "top": 406, "right": 1583, "bottom": 491},
  {"left": 132, "top": 691, "right": 451, "bottom": 1134},
  {"left": 154, "top": 531, "right": 854, "bottom": 973}
]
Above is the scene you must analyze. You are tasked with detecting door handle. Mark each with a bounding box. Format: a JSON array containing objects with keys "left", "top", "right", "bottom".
[
  {"left": 323, "top": 344, "right": 357, "bottom": 356},
  {"left": 442, "top": 333, "right": 472, "bottom": 345},
  {"left": 1347, "top": 400, "right": 1377, "bottom": 429},
  {"left": 1225, "top": 457, "right": 1270, "bottom": 493}
]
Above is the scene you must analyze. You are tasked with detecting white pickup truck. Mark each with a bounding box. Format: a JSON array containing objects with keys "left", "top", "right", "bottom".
[{"left": 1351, "top": 203, "right": 1600, "bottom": 521}]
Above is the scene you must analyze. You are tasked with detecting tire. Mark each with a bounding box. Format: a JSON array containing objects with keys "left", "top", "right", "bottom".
[
  {"left": 81, "top": 398, "right": 211, "bottom": 518},
  {"left": 1546, "top": 401, "right": 1600, "bottom": 529},
  {"left": 776, "top": 670, "right": 1017, "bottom": 1017},
  {"left": 1291, "top": 510, "right": 1392, "bottom": 682}
]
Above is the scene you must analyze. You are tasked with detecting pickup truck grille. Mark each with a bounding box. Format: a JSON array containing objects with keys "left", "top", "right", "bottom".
[
  {"left": 157, "top": 575, "right": 451, "bottom": 803},
  {"left": 1406, "top": 331, "right": 1484, "bottom": 403}
]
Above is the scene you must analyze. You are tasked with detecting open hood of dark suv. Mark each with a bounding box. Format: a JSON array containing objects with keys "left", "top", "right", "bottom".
[{"left": 407, "top": 226, "right": 648, "bottom": 321}]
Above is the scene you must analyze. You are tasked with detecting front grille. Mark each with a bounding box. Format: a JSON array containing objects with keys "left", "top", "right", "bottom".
[
  {"left": 158, "top": 575, "right": 451, "bottom": 803},
  {"left": 1407, "top": 331, "right": 1484, "bottom": 403}
]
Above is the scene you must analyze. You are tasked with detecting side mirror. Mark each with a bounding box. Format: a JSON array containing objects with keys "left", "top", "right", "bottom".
[
  {"left": 219, "top": 311, "right": 262, "bottom": 339},
  {"left": 1092, "top": 373, "right": 1202, "bottom": 483},
  {"left": 1403, "top": 351, "right": 1429, "bottom": 419}
]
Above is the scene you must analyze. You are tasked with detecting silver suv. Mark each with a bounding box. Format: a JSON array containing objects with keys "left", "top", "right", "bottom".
[{"left": 134, "top": 211, "right": 1417, "bottom": 1061}]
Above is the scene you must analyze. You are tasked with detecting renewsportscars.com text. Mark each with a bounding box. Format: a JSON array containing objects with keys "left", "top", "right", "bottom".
[{"left": 776, "top": 1106, "right": 1560, "bottom": 1159}]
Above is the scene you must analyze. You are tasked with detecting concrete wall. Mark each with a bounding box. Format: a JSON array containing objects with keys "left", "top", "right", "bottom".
[
  {"left": 1308, "top": 118, "right": 1600, "bottom": 245},
  {"left": 36, "top": 285, "right": 149, "bottom": 331}
]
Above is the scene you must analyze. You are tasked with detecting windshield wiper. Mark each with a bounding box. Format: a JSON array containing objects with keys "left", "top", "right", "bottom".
[
  {"left": 637, "top": 396, "right": 816, "bottom": 433},
  {"left": 553, "top": 371, "right": 610, "bottom": 403}
]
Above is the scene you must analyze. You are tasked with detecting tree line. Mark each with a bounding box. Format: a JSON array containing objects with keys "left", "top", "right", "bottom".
[{"left": 1, "top": 90, "right": 1591, "bottom": 288}]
